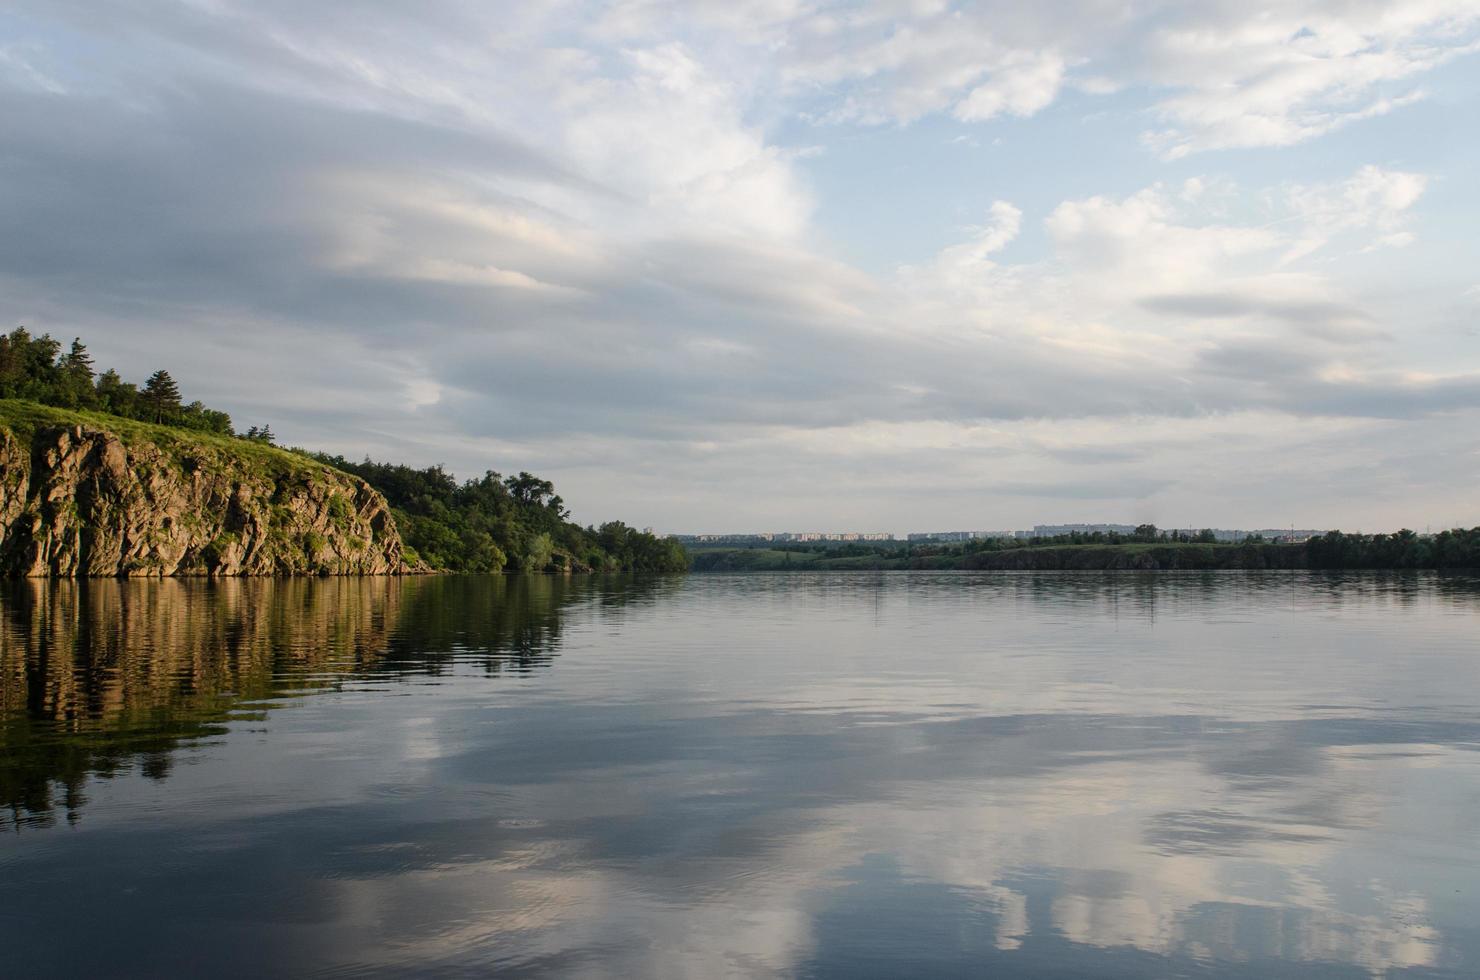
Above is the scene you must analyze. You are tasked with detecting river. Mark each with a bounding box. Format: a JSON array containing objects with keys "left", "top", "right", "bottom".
[{"left": 2, "top": 572, "right": 1478, "bottom": 977}]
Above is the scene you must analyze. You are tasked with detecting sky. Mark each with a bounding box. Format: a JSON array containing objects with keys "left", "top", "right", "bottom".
[{"left": 2, "top": 1, "right": 1479, "bottom": 534}]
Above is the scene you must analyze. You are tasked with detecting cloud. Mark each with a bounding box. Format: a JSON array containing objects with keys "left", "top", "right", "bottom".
[
  {"left": 899, "top": 200, "right": 1022, "bottom": 293},
  {"left": 1282, "top": 165, "right": 1429, "bottom": 261},
  {"left": 0, "top": 40, "right": 66, "bottom": 94},
  {"left": 0, "top": 2, "right": 1476, "bottom": 532},
  {"left": 1137, "top": 2, "right": 1480, "bottom": 157},
  {"left": 592, "top": 1, "right": 1480, "bottom": 155},
  {"left": 953, "top": 51, "right": 1065, "bottom": 121},
  {"left": 1044, "top": 182, "right": 1281, "bottom": 300}
]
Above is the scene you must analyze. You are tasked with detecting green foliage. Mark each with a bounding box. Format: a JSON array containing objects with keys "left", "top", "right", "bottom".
[
  {"left": 1306, "top": 528, "right": 1480, "bottom": 570},
  {"left": 0, "top": 327, "right": 235, "bottom": 436},
  {"left": 0, "top": 399, "right": 324, "bottom": 483},
  {"left": 594, "top": 521, "right": 691, "bottom": 572},
  {"left": 692, "top": 528, "right": 1480, "bottom": 572},
  {"left": 521, "top": 532, "right": 555, "bottom": 573},
  {"left": 141, "top": 370, "right": 182, "bottom": 422},
  {"left": 327, "top": 493, "right": 353, "bottom": 527},
  {"left": 200, "top": 532, "right": 238, "bottom": 568},
  {"left": 310, "top": 456, "right": 689, "bottom": 575}
]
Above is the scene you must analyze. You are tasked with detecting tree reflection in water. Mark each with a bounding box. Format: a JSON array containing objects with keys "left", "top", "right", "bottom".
[{"left": 0, "top": 574, "right": 669, "bottom": 828}]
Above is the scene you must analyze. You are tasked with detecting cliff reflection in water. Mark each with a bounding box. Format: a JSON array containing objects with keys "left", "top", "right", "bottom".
[{"left": 0, "top": 575, "right": 662, "bottom": 828}]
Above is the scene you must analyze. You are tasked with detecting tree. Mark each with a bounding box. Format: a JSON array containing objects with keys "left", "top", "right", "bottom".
[
  {"left": 61, "top": 338, "right": 94, "bottom": 382},
  {"left": 179, "top": 400, "right": 234, "bottom": 435},
  {"left": 505, "top": 471, "right": 555, "bottom": 507},
  {"left": 94, "top": 369, "right": 138, "bottom": 416},
  {"left": 20, "top": 331, "right": 61, "bottom": 389},
  {"left": 0, "top": 327, "right": 61, "bottom": 399},
  {"left": 58, "top": 338, "right": 96, "bottom": 407},
  {"left": 141, "top": 370, "right": 182, "bottom": 422},
  {"left": 0, "top": 328, "right": 26, "bottom": 392}
]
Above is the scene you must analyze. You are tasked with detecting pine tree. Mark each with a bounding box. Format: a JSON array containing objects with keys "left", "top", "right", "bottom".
[
  {"left": 61, "top": 338, "right": 94, "bottom": 381},
  {"left": 141, "top": 369, "right": 182, "bottom": 421},
  {"left": 58, "top": 338, "right": 97, "bottom": 407}
]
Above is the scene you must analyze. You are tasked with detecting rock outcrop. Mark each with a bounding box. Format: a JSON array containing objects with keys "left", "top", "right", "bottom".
[{"left": 0, "top": 420, "right": 410, "bottom": 576}]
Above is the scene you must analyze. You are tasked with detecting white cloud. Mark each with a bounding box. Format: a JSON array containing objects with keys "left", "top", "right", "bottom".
[
  {"left": 901, "top": 200, "right": 1022, "bottom": 292},
  {"left": 1137, "top": 2, "right": 1480, "bottom": 157},
  {"left": 953, "top": 51, "right": 1065, "bottom": 121},
  {"left": 1045, "top": 182, "right": 1281, "bottom": 300},
  {"left": 1282, "top": 165, "right": 1429, "bottom": 261},
  {"left": 587, "top": 1, "right": 1480, "bottom": 156},
  {"left": 555, "top": 42, "right": 812, "bottom": 239}
]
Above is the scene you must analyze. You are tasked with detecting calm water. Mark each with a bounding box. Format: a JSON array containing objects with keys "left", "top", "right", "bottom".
[{"left": 2, "top": 573, "right": 1479, "bottom": 978}]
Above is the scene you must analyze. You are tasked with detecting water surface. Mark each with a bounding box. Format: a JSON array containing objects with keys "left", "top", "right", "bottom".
[{"left": 2, "top": 572, "right": 1479, "bottom": 977}]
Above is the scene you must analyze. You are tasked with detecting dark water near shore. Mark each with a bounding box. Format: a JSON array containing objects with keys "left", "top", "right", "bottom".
[{"left": 2, "top": 572, "right": 1479, "bottom": 978}]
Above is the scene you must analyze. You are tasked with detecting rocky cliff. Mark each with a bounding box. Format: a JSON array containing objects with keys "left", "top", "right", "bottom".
[{"left": 0, "top": 405, "right": 410, "bottom": 576}]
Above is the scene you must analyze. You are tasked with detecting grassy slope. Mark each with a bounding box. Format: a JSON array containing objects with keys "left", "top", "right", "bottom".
[{"left": 0, "top": 399, "right": 333, "bottom": 482}]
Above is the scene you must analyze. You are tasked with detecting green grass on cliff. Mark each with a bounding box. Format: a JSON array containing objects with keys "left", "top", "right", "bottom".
[{"left": 0, "top": 398, "right": 331, "bottom": 481}]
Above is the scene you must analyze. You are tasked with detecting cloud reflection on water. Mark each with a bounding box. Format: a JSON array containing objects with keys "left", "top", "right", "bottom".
[{"left": 2, "top": 572, "right": 1478, "bottom": 977}]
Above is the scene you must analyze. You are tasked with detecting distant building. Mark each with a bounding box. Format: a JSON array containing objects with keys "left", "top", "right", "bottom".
[
  {"left": 669, "top": 531, "right": 896, "bottom": 545},
  {"left": 906, "top": 530, "right": 1014, "bottom": 542},
  {"left": 1028, "top": 524, "right": 1138, "bottom": 538},
  {"left": 1166, "top": 528, "right": 1327, "bottom": 543},
  {"left": 667, "top": 526, "right": 1330, "bottom": 547}
]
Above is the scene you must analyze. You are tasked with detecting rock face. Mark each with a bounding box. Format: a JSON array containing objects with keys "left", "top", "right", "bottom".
[{"left": 0, "top": 423, "right": 410, "bottom": 576}]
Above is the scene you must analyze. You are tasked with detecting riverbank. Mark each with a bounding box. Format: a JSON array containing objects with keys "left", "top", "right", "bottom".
[{"left": 689, "top": 534, "right": 1480, "bottom": 571}]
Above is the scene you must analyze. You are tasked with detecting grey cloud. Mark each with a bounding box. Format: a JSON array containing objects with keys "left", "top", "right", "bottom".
[
  {"left": 1293, "top": 374, "right": 1480, "bottom": 420},
  {"left": 989, "top": 477, "right": 1167, "bottom": 501},
  {"left": 1194, "top": 340, "right": 1313, "bottom": 382},
  {"left": 0, "top": 79, "right": 579, "bottom": 308},
  {"left": 1141, "top": 293, "right": 1379, "bottom": 335},
  {"left": 1188, "top": 333, "right": 1480, "bottom": 419},
  {"left": 1041, "top": 446, "right": 1147, "bottom": 465}
]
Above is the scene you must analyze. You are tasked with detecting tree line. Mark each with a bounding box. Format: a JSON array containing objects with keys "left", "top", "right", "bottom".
[
  {"left": 0, "top": 327, "right": 276, "bottom": 437},
  {"left": 310, "top": 455, "right": 688, "bottom": 574},
  {"left": 707, "top": 524, "right": 1480, "bottom": 571},
  {"left": 1304, "top": 527, "right": 1480, "bottom": 570},
  {"left": 936, "top": 524, "right": 1480, "bottom": 568}
]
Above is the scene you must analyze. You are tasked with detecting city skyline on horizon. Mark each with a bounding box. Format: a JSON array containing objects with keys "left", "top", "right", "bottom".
[{"left": 668, "top": 524, "right": 1345, "bottom": 541}]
